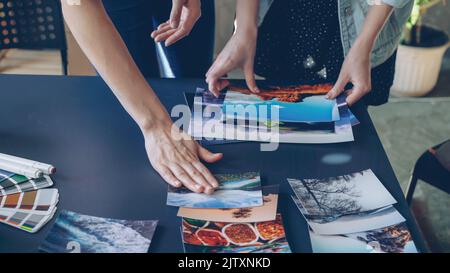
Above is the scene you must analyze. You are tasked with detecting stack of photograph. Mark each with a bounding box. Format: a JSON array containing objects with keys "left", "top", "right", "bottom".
[
  {"left": 289, "top": 169, "right": 418, "bottom": 253},
  {"left": 0, "top": 169, "right": 58, "bottom": 233},
  {"left": 186, "top": 83, "right": 359, "bottom": 144},
  {"left": 166, "top": 172, "right": 292, "bottom": 253}
]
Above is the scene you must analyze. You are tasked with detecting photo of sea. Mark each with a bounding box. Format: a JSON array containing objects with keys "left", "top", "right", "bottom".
[
  {"left": 39, "top": 210, "right": 158, "bottom": 253},
  {"left": 222, "top": 91, "right": 339, "bottom": 123}
]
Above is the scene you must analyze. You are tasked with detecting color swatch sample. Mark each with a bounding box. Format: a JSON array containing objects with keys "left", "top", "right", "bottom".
[
  {"left": 0, "top": 206, "right": 57, "bottom": 233},
  {"left": 0, "top": 170, "right": 14, "bottom": 182},
  {"left": 0, "top": 189, "right": 59, "bottom": 213},
  {"left": 39, "top": 210, "right": 158, "bottom": 253},
  {"left": 0, "top": 173, "right": 29, "bottom": 190},
  {"left": 182, "top": 214, "right": 291, "bottom": 253},
  {"left": 167, "top": 172, "right": 263, "bottom": 209},
  {"left": 0, "top": 166, "right": 58, "bottom": 234},
  {"left": 0, "top": 175, "right": 53, "bottom": 197},
  {"left": 0, "top": 188, "right": 59, "bottom": 233}
]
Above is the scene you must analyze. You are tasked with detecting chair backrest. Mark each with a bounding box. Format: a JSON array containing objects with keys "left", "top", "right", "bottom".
[{"left": 0, "top": 0, "right": 67, "bottom": 50}]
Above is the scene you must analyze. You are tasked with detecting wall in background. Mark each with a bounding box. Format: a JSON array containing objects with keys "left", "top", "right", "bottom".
[
  {"left": 214, "top": 0, "right": 235, "bottom": 55},
  {"left": 422, "top": 2, "right": 450, "bottom": 69}
]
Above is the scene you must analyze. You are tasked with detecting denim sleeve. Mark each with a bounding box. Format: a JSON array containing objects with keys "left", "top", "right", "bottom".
[
  {"left": 258, "top": 0, "right": 274, "bottom": 26},
  {"left": 382, "top": 0, "right": 413, "bottom": 8}
]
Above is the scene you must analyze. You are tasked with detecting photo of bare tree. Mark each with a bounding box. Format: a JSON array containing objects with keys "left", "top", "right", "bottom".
[{"left": 288, "top": 169, "right": 397, "bottom": 217}]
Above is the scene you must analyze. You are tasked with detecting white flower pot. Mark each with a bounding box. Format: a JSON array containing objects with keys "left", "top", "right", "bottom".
[{"left": 391, "top": 43, "right": 450, "bottom": 97}]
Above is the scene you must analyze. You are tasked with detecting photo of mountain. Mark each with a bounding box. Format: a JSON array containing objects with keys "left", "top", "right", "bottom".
[{"left": 167, "top": 172, "right": 263, "bottom": 208}]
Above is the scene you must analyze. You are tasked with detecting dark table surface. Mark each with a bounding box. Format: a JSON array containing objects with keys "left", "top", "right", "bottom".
[{"left": 0, "top": 75, "right": 427, "bottom": 253}]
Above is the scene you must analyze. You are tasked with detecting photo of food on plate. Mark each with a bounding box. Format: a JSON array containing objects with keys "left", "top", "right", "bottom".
[{"left": 181, "top": 214, "right": 291, "bottom": 253}]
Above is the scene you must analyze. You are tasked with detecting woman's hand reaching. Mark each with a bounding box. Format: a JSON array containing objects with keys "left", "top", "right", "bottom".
[
  {"left": 206, "top": 28, "right": 259, "bottom": 97},
  {"left": 151, "top": 0, "right": 201, "bottom": 46},
  {"left": 327, "top": 4, "right": 394, "bottom": 106},
  {"left": 143, "top": 122, "right": 223, "bottom": 195},
  {"left": 326, "top": 39, "right": 372, "bottom": 106}
]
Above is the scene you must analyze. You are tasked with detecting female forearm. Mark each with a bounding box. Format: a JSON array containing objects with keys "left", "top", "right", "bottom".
[
  {"left": 62, "top": 1, "right": 222, "bottom": 194},
  {"left": 354, "top": 4, "right": 394, "bottom": 52},
  {"left": 328, "top": 4, "right": 394, "bottom": 105},
  {"left": 205, "top": 0, "right": 260, "bottom": 94},
  {"left": 235, "top": 0, "right": 259, "bottom": 34},
  {"left": 61, "top": 0, "right": 171, "bottom": 131}
]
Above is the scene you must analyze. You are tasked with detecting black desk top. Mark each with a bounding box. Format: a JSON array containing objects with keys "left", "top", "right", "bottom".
[{"left": 0, "top": 75, "right": 426, "bottom": 253}]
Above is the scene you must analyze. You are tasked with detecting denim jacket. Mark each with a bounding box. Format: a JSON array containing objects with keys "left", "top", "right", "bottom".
[{"left": 258, "top": 0, "right": 414, "bottom": 67}]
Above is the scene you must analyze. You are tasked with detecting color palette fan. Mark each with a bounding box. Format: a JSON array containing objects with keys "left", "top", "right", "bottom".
[{"left": 0, "top": 168, "right": 58, "bottom": 233}]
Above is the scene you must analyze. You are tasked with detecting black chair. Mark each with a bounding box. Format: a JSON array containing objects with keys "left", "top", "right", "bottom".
[
  {"left": 405, "top": 140, "right": 450, "bottom": 205},
  {"left": 0, "top": 0, "right": 68, "bottom": 75}
]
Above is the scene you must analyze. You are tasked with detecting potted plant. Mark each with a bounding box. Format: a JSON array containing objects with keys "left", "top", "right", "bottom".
[{"left": 391, "top": 0, "right": 450, "bottom": 97}]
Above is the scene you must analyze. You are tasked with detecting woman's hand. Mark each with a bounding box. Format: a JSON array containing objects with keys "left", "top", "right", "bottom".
[
  {"left": 143, "top": 122, "right": 223, "bottom": 194},
  {"left": 327, "top": 4, "right": 394, "bottom": 106},
  {"left": 326, "top": 39, "right": 372, "bottom": 106},
  {"left": 206, "top": 28, "right": 259, "bottom": 97},
  {"left": 151, "top": 0, "right": 201, "bottom": 46}
]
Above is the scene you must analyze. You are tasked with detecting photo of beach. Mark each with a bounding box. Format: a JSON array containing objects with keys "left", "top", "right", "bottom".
[
  {"left": 177, "top": 185, "right": 278, "bottom": 222},
  {"left": 223, "top": 84, "right": 339, "bottom": 123}
]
